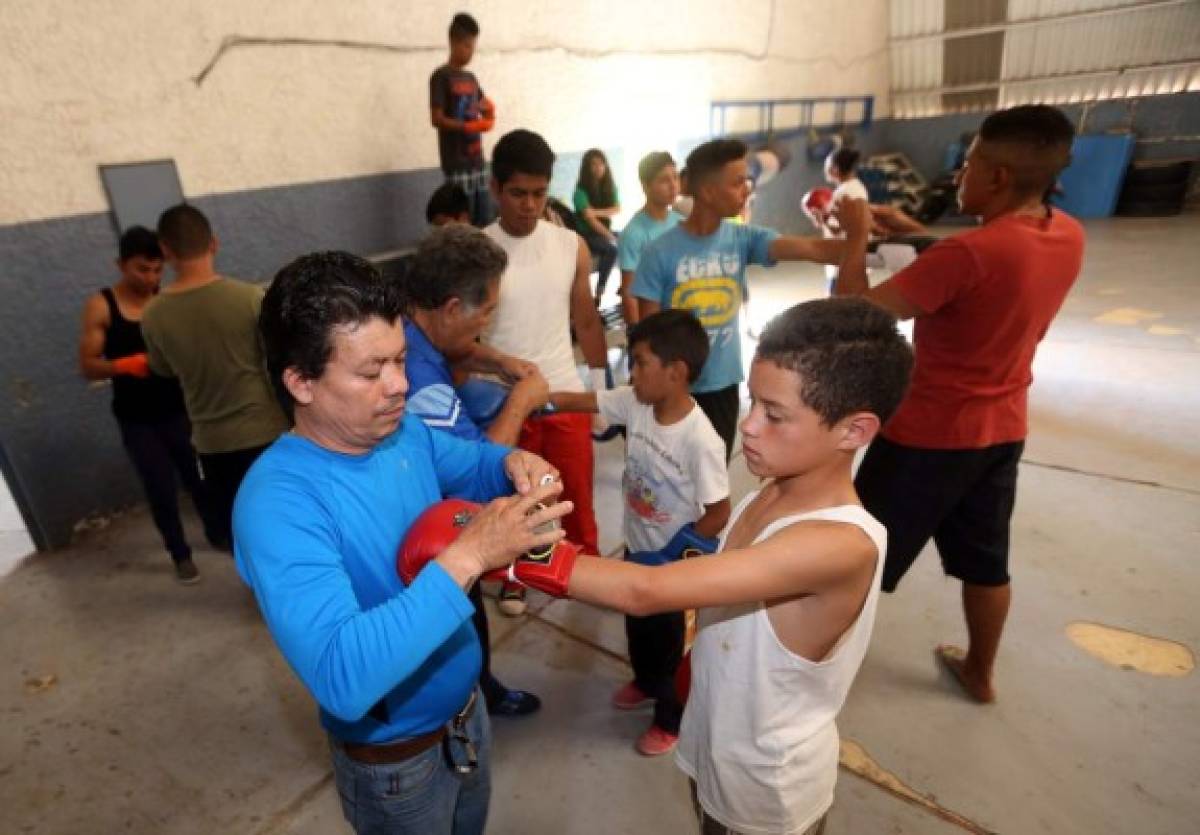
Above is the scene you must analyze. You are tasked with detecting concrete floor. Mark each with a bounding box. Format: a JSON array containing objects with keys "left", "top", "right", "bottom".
[{"left": 2, "top": 216, "right": 1198, "bottom": 834}]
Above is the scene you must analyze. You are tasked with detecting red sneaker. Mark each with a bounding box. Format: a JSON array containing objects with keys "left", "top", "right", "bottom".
[
  {"left": 611, "top": 681, "right": 653, "bottom": 710},
  {"left": 635, "top": 724, "right": 678, "bottom": 756}
]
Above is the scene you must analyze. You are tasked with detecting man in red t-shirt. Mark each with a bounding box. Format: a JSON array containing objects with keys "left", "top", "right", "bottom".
[{"left": 834, "top": 105, "right": 1084, "bottom": 703}]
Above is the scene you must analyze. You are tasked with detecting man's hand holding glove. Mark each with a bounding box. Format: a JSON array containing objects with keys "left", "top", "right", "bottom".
[{"left": 397, "top": 478, "right": 574, "bottom": 589}]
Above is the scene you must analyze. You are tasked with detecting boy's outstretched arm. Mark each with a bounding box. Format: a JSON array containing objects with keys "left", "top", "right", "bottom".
[
  {"left": 549, "top": 391, "right": 599, "bottom": 413},
  {"left": 563, "top": 520, "right": 876, "bottom": 617},
  {"left": 768, "top": 235, "right": 846, "bottom": 265}
]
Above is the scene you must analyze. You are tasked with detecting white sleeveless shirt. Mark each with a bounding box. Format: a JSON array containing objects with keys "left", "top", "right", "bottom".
[
  {"left": 483, "top": 219, "right": 584, "bottom": 393},
  {"left": 675, "top": 491, "right": 887, "bottom": 834}
]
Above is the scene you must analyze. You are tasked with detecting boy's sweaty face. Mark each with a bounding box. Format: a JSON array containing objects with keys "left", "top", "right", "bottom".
[{"left": 739, "top": 359, "right": 841, "bottom": 479}]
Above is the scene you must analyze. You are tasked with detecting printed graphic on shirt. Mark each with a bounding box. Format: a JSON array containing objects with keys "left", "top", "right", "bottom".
[
  {"left": 623, "top": 458, "right": 672, "bottom": 526},
  {"left": 408, "top": 383, "right": 462, "bottom": 430},
  {"left": 670, "top": 254, "right": 743, "bottom": 347}
]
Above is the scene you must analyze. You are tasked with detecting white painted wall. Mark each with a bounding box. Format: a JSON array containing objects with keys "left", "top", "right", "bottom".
[{"left": 0, "top": 0, "right": 890, "bottom": 226}]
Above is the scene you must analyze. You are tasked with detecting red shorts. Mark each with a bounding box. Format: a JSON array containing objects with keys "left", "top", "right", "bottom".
[{"left": 518, "top": 412, "right": 598, "bottom": 555}]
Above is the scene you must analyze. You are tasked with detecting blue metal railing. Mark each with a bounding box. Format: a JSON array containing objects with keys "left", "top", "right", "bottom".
[{"left": 709, "top": 96, "right": 874, "bottom": 138}]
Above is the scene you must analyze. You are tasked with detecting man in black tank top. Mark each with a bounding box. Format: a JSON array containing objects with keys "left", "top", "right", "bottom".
[{"left": 78, "top": 227, "right": 219, "bottom": 584}]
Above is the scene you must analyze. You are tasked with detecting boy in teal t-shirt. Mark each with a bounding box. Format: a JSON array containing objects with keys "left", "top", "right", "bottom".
[{"left": 617, "top": 151, "right": 683, "bottom": 327}]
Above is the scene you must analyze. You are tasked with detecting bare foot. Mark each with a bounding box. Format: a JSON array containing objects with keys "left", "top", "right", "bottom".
[{"left": 935, "top": 644, "right": 995, "bottom": 703}]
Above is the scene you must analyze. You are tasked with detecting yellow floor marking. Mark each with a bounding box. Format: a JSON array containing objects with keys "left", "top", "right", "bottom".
[
  {"left": 1146, "top": 324, "right": 1190, "bottom": 336},
  {"left": 1066, "top": 622, "right": 1194, "bottom": 677},
  {"left": 839, "top": 739, "right": 996, "bottom": 834},
  {"left": 1093, "top": 308, "right": 1164, "bottom": 326},
  {"left": 23, "top": 674, "right": 57, "bottom": 694}
]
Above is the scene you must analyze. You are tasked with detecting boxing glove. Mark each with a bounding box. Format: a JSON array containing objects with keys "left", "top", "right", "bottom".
[
  {"left": 462, "top": 115, "right": 495, "bottom": 134},
  {"left": 626, "top": 524, "right": 719, "bottom": 567},
  {"left": 507, "top": 539, "right": 583, "bottom": 598},
  {"left": 112, "top": 353, "right": 151, "bottom": 378},
  {"left": 396, "top": 499, "right": 481, "bottom": 586}
]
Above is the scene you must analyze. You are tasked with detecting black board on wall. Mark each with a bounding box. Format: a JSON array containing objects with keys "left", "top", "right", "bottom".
[{"left": 99, "top": 159, "right": 184, "bottom": 233}]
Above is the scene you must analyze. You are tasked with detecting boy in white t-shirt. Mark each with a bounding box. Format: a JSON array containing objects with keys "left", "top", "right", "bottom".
[
  {"left": 550, "top": 309, "right": 731, "bottom": 756},
  {"left": 508, "top": 295, "right": 914, "bottom": 834}
]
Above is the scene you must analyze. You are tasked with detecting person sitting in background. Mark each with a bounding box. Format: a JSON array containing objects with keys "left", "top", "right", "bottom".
[
  {"left": 77, "top": 226, "right": 220, "bottom": 584},
  {"left": 427, "top": 183, "right": 472, "bottom": 227},
  {"left": 616, "top": 152, "right": 681, "bottom": 327},
  {"left": 573, "top": 148, "right": 622, "bottom": 306}
]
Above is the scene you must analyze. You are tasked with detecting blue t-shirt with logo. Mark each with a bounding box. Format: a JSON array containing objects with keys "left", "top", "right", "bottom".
[
  {"left": 632, "top": 221, "right": 779, "bottom": 393},
  {"left": 617, "top": 208, "right": 683, "bottom": 273}
]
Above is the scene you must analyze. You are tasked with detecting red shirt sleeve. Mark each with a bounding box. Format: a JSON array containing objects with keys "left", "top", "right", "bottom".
[{"left": 887, "top": 237, "right": 981, "bottom": 315}]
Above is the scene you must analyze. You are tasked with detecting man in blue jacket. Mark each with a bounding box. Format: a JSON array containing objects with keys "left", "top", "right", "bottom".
[
  {"left": 234, "top": 250, "right": 570, "bottom": 835},
  {"left": 401, "top": 222, "right": 551, "bottom": 715}
]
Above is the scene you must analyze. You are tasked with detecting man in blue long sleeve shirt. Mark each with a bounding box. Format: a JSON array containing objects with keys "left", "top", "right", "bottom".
[{"left": 234, "top": 251, "right": 571, "bottom": 835}]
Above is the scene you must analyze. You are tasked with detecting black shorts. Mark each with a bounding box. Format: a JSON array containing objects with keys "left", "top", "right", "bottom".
[
  {"left": 855, "top": 435, "right": 1024, "bottom": 591},
  {"left": 694, "top": 384, "right": 739, "bottom": 463}
]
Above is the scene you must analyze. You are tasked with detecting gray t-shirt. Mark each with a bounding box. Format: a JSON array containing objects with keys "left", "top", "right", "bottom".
[
  {"left": 141, "top": 278, "right": 287, "bottom": 454},
  {"left": 429, "top": 64, "right": 485, "bottom": 174}
]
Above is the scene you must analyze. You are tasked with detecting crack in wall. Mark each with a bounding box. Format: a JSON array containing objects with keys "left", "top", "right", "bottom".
[{"left": 190, "top": 19, "right": 888, "bottom": 88}]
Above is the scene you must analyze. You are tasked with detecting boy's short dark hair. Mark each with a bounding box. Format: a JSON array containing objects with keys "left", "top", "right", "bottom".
[
  {"left": 403, "top": 224, "right": 507, "bottom": 311},
  {"left": 978, "top": 104, "right": 1074, "bottom": 199},
  {"left": 118, "top": 226, "right": 162, "bottom": 262},
  {"left": 425, "top": 183, "right": 470, "bottom": 223},
  {"left": 756, "top": 298, "right": 912, "bottom": 426},
  {"left": 627, "top": 309, "right": 710, "bottom": 384},
  {"left": 829, "top": 147, "right": 861, "bottom": 174},
  {"left": 157, "top": 204, "right": 213, "bottom": 259},
  {"left": 491, "top": 129, "right": 555, "bottom": 186},
  {"left": 685, "top": 139, "right": 747, "bottom": 188},
  {"left": 449, "top": 13, "right": 479, "bottom": 40},
  {"left": 260, "top": 251, "right": 404, "bottom": 416},
  {"left": 637, "top": 151, "right": 675, "bottom": 185}
]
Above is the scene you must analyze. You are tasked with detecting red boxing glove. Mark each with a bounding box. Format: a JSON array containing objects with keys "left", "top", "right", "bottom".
[
  {"left": 462, "top": 116, "right": 495, "bottom": 134},
  {"left": 479, "top": 96, "right": 495, "bottom": 119},
  {"left": 508, "top": 539, "right": 582, "bottom": 598},
  {"left": 396, "top": 499, "right": 480, "bottom": 586},
  {"left": 112, "top": 353, "right": 150, "bottom": 378}
]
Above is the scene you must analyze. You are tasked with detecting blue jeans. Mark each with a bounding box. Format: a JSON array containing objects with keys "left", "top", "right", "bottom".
[{"left": 331, "top": 691, "right": 492, "bottom": 834}]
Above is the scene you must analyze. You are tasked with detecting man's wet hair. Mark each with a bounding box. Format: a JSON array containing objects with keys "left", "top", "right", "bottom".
[
  {"left": 491, "top": 129, "right": 555, "bottom": 186},
  {"left": 402, "top": 224, "right": 507, "bottom": 312},
  {"left": 118, "top": 226, "right": 162, "bottom": 262},
  {"left": 156, "top": 204, "right": 213, "bottom": 260},
  {"left": 627, "top": 308, "right": 710, "bottom": 384},
  {"left": 685, "top": 139, "right": 748, "bottom": 188},
  {"left": 977, "top": 105, "right": 1075, "bottom": 200},
  {"left": 259, "top": 251, "right": 404, "bottom": 416},
  {"left": 755, "top": 298, "right": 913, "bottom": 426}
]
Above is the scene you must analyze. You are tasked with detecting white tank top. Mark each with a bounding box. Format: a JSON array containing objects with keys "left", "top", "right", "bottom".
[
  {"left": 675, "top": 491, "right": 887, "bottom": 834},
  {"left": 483, "top": 219, "right": 584, "bottom": 393}
]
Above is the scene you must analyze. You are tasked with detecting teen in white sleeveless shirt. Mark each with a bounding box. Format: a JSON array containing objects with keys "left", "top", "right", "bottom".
[
  {"left": 500, "top": 296, "right": 915, "bottom": 834},
  {"left": 675, "top": 497, "right": 886, "bottom": 833}
]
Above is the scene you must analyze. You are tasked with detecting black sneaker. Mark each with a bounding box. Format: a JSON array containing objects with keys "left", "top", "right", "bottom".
[
  {"left": 175, "top": 558, "right": 200, "bottom": 585},
  {"left": 488, "top": 689, "right": 542, "bottom": 717}
]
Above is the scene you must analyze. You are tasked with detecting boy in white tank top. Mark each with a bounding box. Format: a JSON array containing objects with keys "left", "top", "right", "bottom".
[{"left": 504, "top": 296, "right": 914, "bottom": 834}]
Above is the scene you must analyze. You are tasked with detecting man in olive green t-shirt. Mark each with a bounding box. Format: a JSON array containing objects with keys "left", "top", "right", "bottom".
[{"left": 141, "top": 204, "right": 288, "bottom": 550}]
